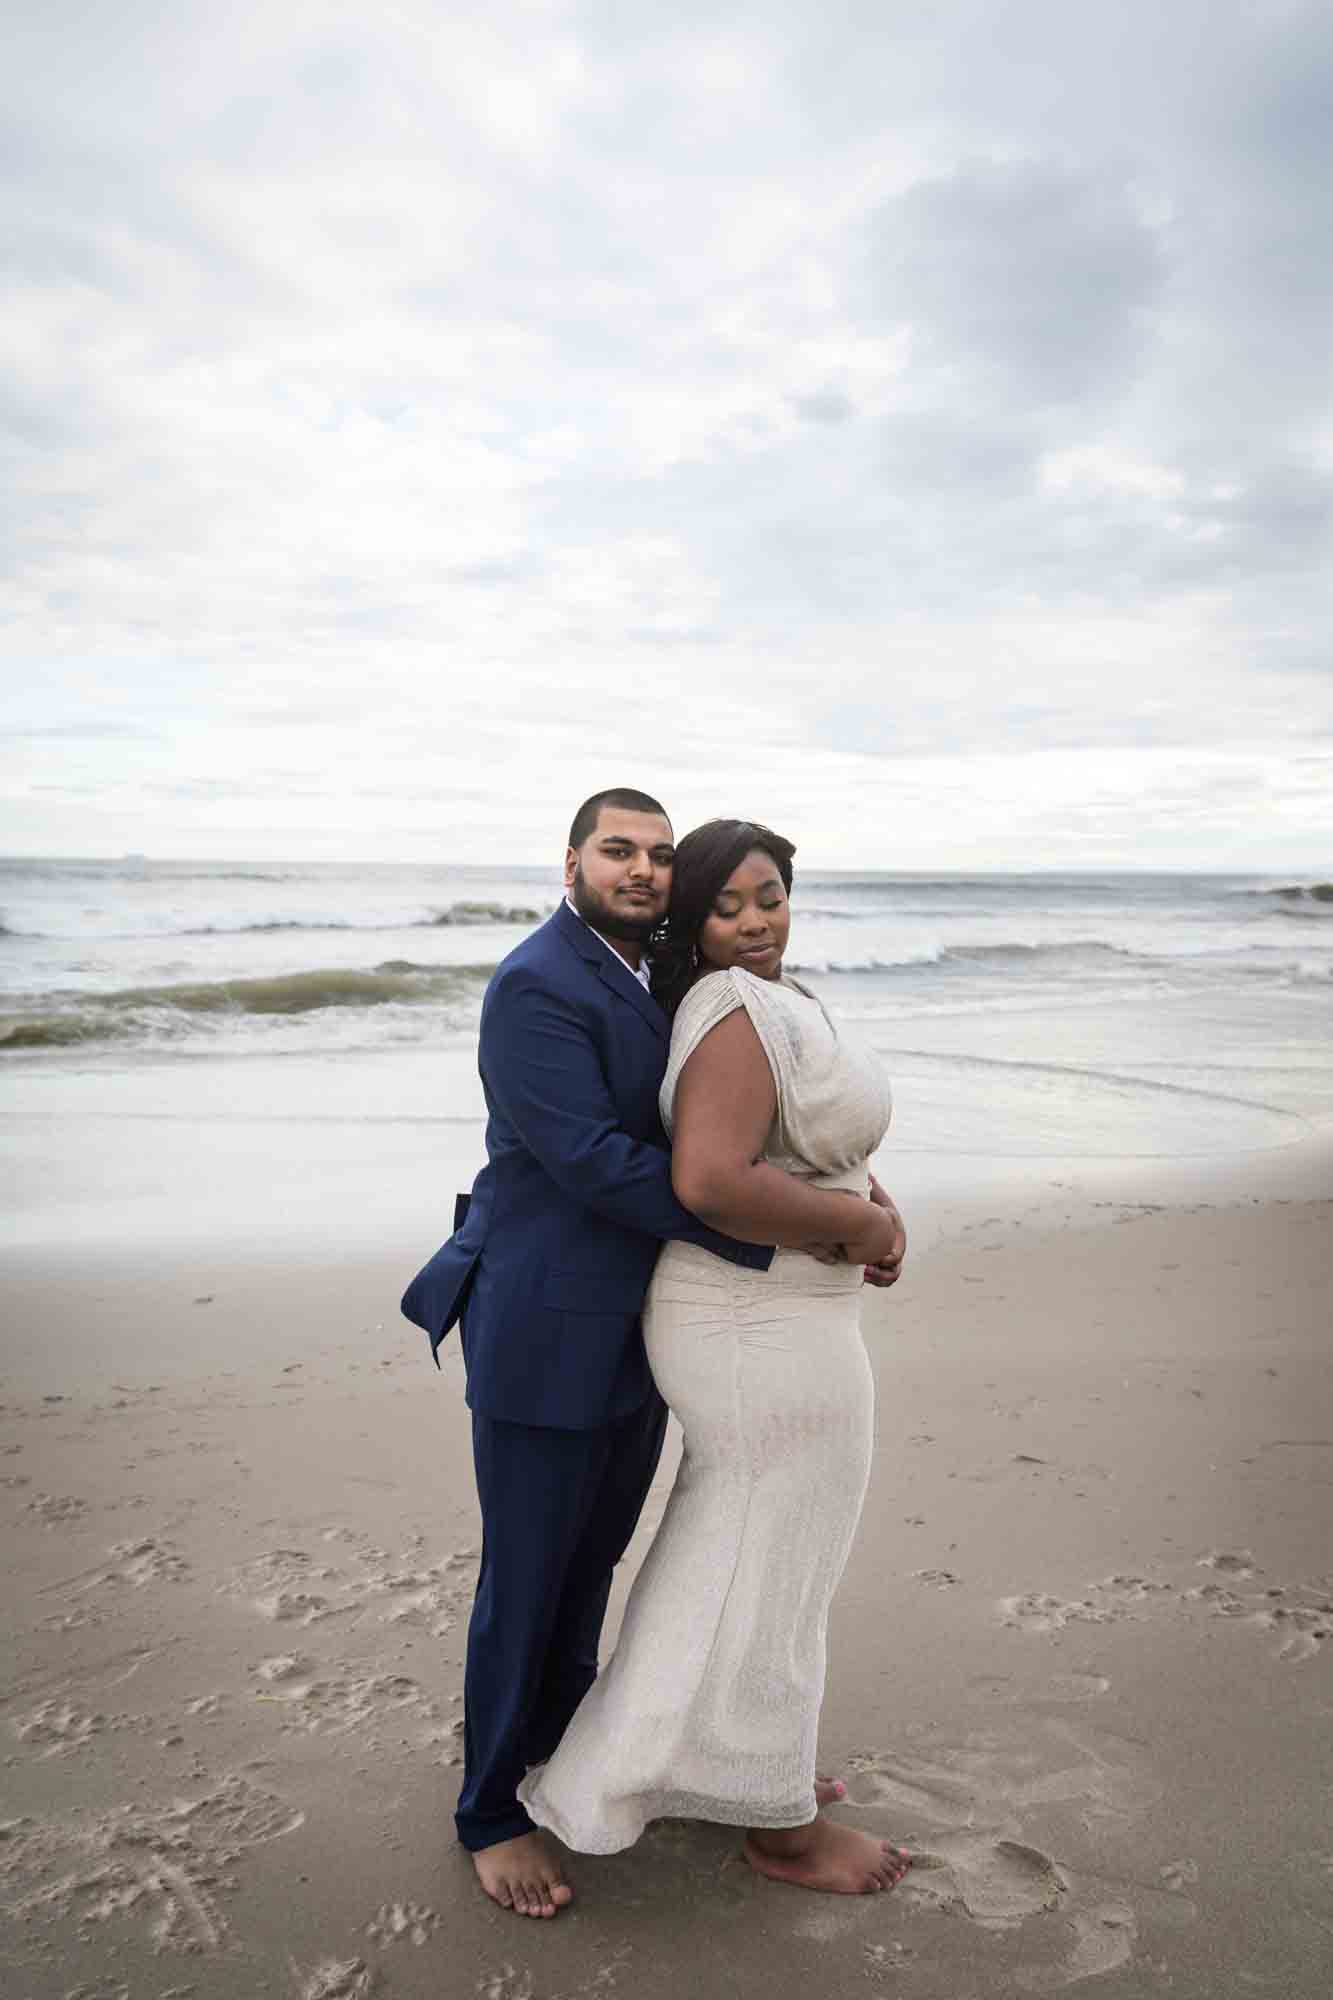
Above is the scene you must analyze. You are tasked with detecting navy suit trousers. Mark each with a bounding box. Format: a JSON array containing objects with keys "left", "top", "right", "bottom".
[{"left": 455, "top": 1393, "right": 668, "bottom": 1852}]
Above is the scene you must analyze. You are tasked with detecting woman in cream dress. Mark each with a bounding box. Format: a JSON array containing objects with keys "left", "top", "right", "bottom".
[{"left": 520, "top": 821, "right": 910, "bottom": 1896}]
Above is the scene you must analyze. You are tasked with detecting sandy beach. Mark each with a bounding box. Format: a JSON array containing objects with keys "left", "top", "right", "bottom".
[
  {"left": 3, "top": 1141, "right": 1330, "bottom": 2000},
  {"left": 8, "top": 0, "right": 1333, "bottom": 1977}
]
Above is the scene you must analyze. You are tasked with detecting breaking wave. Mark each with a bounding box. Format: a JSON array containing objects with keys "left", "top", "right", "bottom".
[
  {"left": 0, "top": 962, "right": 496, "bottom": 1051},
  {"left": 132, "top": 901, "right": 550, "bottom": 940},
  {"left": 1234, "top": 882, "right": 1333, "bottom": 906},
  {"left": 789, "top": 937, "right": 1144, "bottom": 975},
  {"left": 424, "top": 900, "right": 547, "bottom": 926}
]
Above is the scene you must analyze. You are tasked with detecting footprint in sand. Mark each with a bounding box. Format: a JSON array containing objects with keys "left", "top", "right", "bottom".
[
  {"left": 220, "top": 1541, "right": 479, "bottom": 1631},
  {"left": 1015, "top": 1720, "right": 1163, "bottom": 1822},
  {"left": 258, "top": 1588, "right": 338, "bottom": 1624},
  {"left": 365, "top": 1898, "right": 441, "bottom": 1945},
  {"left": 863, "top": 1941, "right": 915, "bottom": 1981},
  {"left": 11, "top": 1697, "right": 158, "bottom": 1760},
  {"left": 1250, "top": 1597, "right": 1332, "bottom": 1662},
  {"left": 185, "top": 1691, "right": 227, "bottom": 1717},
  {"left": 23, "top": 1493, "right": 91, "bottom": 1525},
  {"left": 361, "top": 1553, "right": 477, "bottom": 1636},
  {"left": 41, "top": 1606, "right": 104, "bottom": 1632},
  {"left": 847, "top": 1745, "right": 989, "bottom": 1824},
  {"left": 0, "top": 1774, "right": 303, "bottom": 1960},
  {"left": 112, "top": 1537, "right": 190, "bottom": 1586},
  {"left": 69, "top": 1537, "right": 191, "bottom": 1595},
  {"left": 1000, "top": 1574, "right": 1172, "bottom": 1633},
  {"left": 253, "top": 1651, "right": 313, "bottom": 1683},
  {"left": 11, "top": 1699, "right": 108, "bottom": 1756},
  {"left": 1198, "top": 1549, "right": 1259, "bottom": 1578},
  {"left": 999, "top": 1592, "right": 1117, "bottom": 1633},
  {"left": 220, "top": 1548, "right": 348, "bottom": 1625},
  {"left": 907, "top": 1835, "right": 1068, "bottom": 1929},
  {"left": 476, "top": 1968, "right": 537, "bottom": 2000},
  {"left": 1015, "top": 1901, "right": 1137, "bottom": 1989},
  {"left": 295, "top": 1960, "right": 375, "bottom": 2000},
  {"left": 1186, "top": 1568, "right": 1332, "bottom": 1662},
  {"left": 1096, "top": 1573, "right": 1174, "bottom": 1604},
  {"left": 1185, "top": 1581, "right": 1250, "bottom": 1617},
  {"left": 247, "top": 1656, "right": 435, "bottom": 1740},
  {"left": 850, "top": 1721, "right": 1160, "bottom": 1853},
  {"left": 422, "top": 1715, "right": 466, "bottom": 1765}
]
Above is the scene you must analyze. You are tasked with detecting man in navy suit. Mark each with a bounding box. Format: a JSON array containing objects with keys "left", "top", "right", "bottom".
[
  {"left": 402, "top": 788, "right": 905, "bottom": 1919},
  {"left": 402, "top": 787, "right": 778, "bottom": 1918}
]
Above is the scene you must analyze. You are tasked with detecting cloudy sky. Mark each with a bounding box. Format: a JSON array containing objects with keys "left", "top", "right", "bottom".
[{"left": 4, "top": 0, "right": 1331, "bottom": 868}]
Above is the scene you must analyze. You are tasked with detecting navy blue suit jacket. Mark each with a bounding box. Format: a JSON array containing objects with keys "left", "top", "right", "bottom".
[{"left": 401, "top": 901, "right": 774, "bottom": 1429}]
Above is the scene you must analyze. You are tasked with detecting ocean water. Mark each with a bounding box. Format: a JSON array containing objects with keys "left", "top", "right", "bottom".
[{"left": 3, "top": 857, "right": 1331, "bottom": 1252}]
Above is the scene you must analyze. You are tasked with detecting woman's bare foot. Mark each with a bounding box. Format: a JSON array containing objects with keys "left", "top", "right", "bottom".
[
  {"left": 471, "top": 1832, "right": 573, "bottom": 1917},
  {"left": 744, "top": 1819, "right": 911, "bottom": 1896},
  {"left": 814, "top": 1773, "right": 847, "bottom": 1808}
]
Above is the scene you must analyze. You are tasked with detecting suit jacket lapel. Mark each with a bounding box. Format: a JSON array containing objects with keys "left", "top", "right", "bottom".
[
  {"left": 554, "top": 900, "right": 668, "bottom": 1042},
  {"left": 594, "top": 950, "right": 668, "bottom": 1039}
]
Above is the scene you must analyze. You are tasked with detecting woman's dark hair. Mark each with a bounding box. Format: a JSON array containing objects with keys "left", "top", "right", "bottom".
[{"left": 651, "top": 819, "right": 796, "bottom": 1018}]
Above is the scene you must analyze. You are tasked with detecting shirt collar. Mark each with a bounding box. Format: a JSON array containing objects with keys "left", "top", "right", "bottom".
[{"left": 564, "top": 896, "right": 652, "bottom": 990}]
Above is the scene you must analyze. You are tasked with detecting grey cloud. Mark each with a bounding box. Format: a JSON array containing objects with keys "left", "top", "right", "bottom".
[
  {"left": 2, "top": 0, "right": 1332, "bottom": 863},
  {"left": 878, "top": 412, "right": 1035, "bottom": 500},
  {"left": 801, "top": 692, "right": 1239, "bottom": 763},
  {"left": 0, "top": 378, "right": 106, "bottom": 450},
  {"left": 869, "top": 159, "right": 1165, "bottom": 406},
  {"left": 791, "top": 390, "right": 855, "bottom": 426}
]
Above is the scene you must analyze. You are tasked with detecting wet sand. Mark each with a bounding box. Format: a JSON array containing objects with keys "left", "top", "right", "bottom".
[{"left": 3, "top": 1163, "right": 1331, "bottom": 1998}]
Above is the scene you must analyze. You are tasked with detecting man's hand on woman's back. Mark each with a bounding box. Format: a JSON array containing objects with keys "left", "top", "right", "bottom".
[{"left": 862, "top": 1178, "right": 906, "bottom": 1288}]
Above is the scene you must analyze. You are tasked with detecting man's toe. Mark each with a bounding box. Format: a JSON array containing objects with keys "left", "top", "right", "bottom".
[{"left": 481, "top": 1869, "right": 515, "bottom": 1910}]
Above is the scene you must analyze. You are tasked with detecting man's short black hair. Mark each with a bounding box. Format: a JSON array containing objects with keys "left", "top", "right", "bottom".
[{"left": 568, "top": 788, "right": 671, "bottom": 850}]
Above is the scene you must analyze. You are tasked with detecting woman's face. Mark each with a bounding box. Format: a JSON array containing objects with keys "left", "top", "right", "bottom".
[{"left": 698, "top": 847, "right": 791, "bottom": 981}]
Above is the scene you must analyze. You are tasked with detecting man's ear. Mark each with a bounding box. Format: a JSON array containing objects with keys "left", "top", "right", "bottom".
[{"left": 563, "top": 845, "right": 578, "bottom": 889}]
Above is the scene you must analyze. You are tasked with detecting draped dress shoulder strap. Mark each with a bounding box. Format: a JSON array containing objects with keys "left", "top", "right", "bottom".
[{"left": 661, "top": 968, "right": 891, "bottom": 1180}]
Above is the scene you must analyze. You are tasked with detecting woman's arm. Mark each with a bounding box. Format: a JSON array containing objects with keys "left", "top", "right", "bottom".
[{"left": 670, "top": 1009, "right": 901, "bottom": 1262}]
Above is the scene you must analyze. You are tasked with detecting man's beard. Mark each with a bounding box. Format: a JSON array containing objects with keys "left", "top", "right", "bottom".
[{"left": 570, "top": 864, "right": 660, "bottom": 944}]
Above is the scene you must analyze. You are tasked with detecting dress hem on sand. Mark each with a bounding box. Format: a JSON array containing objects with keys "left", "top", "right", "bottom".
[{"left": 518, "top": 1768, "right": 821, "bottom": 1854}]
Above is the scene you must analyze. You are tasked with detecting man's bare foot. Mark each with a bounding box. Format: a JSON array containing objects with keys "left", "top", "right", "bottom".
[
  {"left": 471, "top": 1832, "right": 573, "bottom": 1918},
  {"left": 744, "top": 1818, "right": 911, "bottom": 1896},
  {"left": 814, "top": 1773, "right": 847, "bottom": 1808}
]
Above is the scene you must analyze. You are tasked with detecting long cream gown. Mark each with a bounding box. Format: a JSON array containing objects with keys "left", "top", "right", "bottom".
[{"left": 518, "top": 967, "right": 893, "bottom": 1851}]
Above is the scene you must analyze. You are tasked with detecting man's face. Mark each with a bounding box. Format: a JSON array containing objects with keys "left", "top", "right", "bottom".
[{"left": 565, "top": 806, "right": 674, "bottom": 943}]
